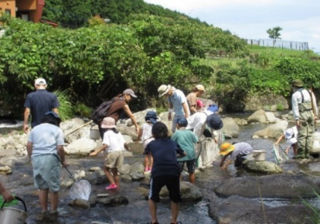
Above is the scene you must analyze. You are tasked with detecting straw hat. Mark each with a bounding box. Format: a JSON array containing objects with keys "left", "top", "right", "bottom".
[{"left": 220, "top": 142, "right": 235, "bottom": 156}]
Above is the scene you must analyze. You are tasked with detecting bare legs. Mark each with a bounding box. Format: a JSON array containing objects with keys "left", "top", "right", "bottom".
[
  {"left": 103, "top": 167, "right": 119, "bottom": 187},
  {"left": 148, "top": 199, "right": 180, "bottom": 224},
  {"left": 38, "top": 189, "right": 59, "bottom": 212}
]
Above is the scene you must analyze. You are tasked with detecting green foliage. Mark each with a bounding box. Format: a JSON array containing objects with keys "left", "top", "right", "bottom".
[
  {"left": 54, "top": 90, "right": 73, "bottom": 120},
  {"left": 88, "top": 15, "right": 106, "bottom": 27},
  {"left": 267, "top": 26, "right": 282, "bottom": 40},
  {"left": 74, "top": 103, "right": 92, "bottom": 117}
]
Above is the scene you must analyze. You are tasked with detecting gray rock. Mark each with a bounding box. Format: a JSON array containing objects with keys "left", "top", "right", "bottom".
[
  {"left": 209, "top": 195, "right": 313, "bottom": 224},
  {"left": 222, "top": 117, "right": 239, "bottom": 138},
  {"left": 248, "top": 109, "right": 268, "bottom": 123},
  {"left": 68, "top": 199, "right": 90, "bottom": 209},
  {"left": 214, "top": 174, "right": 320, "bottom": 198},
  {"left": 96, "top": 195, "right": 129, "bottom": 206},
  {"left": 253, "top": 119, "right": 288, "bottom": 139},
  {"left": 0, "top": 166, "right": 12, "bottom": 175},
  {"left": 129, "top": 162, "right": 145, "bottom": 181},
  {"left": 64, "top": 138, "right": 97, "bottom": 156},
  {"left": 244, "top": 160, "right": 282, "bottom": 174}
]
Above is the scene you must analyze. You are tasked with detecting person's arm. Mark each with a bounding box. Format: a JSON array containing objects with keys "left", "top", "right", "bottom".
[
  {"left": 190, "top": 105, "right": 197, "bottom": 114},
  {"left": 182, "top": 102, "right": 190, "bottom": 118},
  {"left": 0, "top": 182, "right": 14, "bottom": 202},
  {"left": 89, "top": 144, "right": 107, "bottom": 156},
  {"left": 168, "top": 102, "right": 173, "bottom": 121},
  {"left": 137, "top": 126, "right": 143, "bottom": 141},
  {"left": 57, "top": 145, "right": 67, "bottom": 166},
  {"left": 275, "top": 134, "right": 284, "bottom": 145},
  {"left": 27, "top": 141, "right": 32, "bottom": 158},
  {"left": 23, "top": 107, "right": 30, "bottom": 133},
  {"left": 221, "top": 159, "right": 232, "bottom": 170},
  {"left": 291, "top": 93, "right": 300, "bottom": 128},
  {"left": 123, "top": 104, "right": 140, "bottom": 133}
]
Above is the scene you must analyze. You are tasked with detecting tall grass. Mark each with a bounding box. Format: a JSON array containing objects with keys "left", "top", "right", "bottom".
[{"left": 54, "top": 90, "right": 74, "bottom": 121}]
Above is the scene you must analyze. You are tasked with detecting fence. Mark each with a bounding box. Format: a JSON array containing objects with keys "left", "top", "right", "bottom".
[{"left": 245, "top": 39, "right": 309, "bottom": 51}]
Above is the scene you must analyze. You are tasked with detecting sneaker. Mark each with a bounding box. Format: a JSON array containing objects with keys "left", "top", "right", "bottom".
[{"left": 105, "top": 183, "right": 117, "bottom": 190}]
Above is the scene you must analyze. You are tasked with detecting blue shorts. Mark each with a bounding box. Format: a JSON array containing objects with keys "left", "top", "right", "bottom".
[{"left": 32, "top": 154, "right": 61, "bottom": 192}]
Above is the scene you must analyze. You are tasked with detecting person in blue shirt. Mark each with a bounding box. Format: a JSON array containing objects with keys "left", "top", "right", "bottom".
[
  {"left": 172, "top": 118, "right": 198, "bottom": 183},
  {"left": 145, "top": 122, "right": 185, "bottom": 224}
]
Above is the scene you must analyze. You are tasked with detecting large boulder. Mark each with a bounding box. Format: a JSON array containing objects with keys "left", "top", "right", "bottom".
[
  {"left": 222, "top": 117, "right": 240, "bottom": 138},
  {"left": 209, "top": 194, "right": 313, "bottom": 224},
  {"left": 65, "top": 138, "right": 97, "bottom": 155},
  {"left": 253, "top": 119, "right": 288, "bottom": 139},
  {"left": 129, "top": 162, "right": 145, "bottom": 181},
  {"left": 159, "top": 181, "right": 202, "bottom": 202},
  {"left": 214, "top": 174, "right": 320, "bottom": 198},
  {"left": 248, "top": 109, "right": 268, "bottom": 123},
  {"left": 244, "top": 160, "right": 282, "bottom": 174}
]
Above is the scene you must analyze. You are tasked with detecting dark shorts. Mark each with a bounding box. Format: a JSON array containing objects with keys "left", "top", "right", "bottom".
[
  {"left": 149, "top": 175, "right": 181, "bottom": 203},
  {"left": 178, "top": 160, "right": 196, "bottom": 174},
  {"left": 234, "top": 154, "right": 246, "bottom": 168}
]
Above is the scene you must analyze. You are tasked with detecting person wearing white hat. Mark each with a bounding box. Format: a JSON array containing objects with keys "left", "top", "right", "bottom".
[
  {"left": 186, "top": 84, "right": 205, "bottom": 114},
  {"left": 275, "top": 126, "right": 298, "bottom": 155},
  {"left": 158, "top": 84, "right": 190, "bottom": 133},
  {"left": 23, "top": 78, "right": 59, "bottom": 133}
]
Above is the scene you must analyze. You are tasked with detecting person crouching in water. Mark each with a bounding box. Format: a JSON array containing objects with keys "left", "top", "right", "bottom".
[
  {"left": 171, "top": 118, "right": 198, "bottom": 183},
  {"left": 27, "top": 111, "right": 66, "bottom": 216},
  {"left": 145, "top": 122, "right": 185, "bottom": 224},
  {"left": 219, "top": 142, "right": 253, "bottom": 170},
  {"left": 90, "top": 117, "right": 128, "bottom": 190},
  {"left": 138, "top": 110, "right": 158, "bottom": 174}
]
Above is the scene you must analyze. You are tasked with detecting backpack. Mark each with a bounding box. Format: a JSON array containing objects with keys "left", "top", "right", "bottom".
[{"left": 91, "top": 99, "right": 114, "bottom": 124}]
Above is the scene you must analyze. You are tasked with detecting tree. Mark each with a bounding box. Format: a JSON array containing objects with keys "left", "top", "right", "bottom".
[{"left": 267, "top": 26, "right": 282, "bottom": 40}]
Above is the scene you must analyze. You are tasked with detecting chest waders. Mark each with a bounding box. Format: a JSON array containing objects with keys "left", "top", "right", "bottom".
[{"left": 297, "top": 90, "right": 315, "bottom": 159}]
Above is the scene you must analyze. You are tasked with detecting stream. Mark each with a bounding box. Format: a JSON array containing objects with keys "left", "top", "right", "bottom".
[{"left": 0, "top": 117, "right": 316, "bottom": 224}]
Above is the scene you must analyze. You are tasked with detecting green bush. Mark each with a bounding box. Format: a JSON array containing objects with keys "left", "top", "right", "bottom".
[{"left": 54, "top": 90, "right": 73, "bottom": 120}]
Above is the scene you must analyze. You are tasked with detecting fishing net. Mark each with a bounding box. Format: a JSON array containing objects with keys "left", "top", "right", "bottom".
[
  {"left": 69, "top": 179, "right": 92, "bottom": 201},
  {"left": 272, "top": 144, "right": 289, "bottom": 164}
]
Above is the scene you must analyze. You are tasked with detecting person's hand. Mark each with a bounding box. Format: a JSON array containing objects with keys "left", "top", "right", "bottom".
[
  {"left": 89, "top": 151, "right": 97, "bottom": 157},
  {"left": 2, "top": 190, "right": 14, "bottom": 202},
  {"left": 62, "top": 161, "right": 68, "bottom": 167},
  {"left": 23, "top": 124, "right": 29, "bottom": 134},
  {"left": 296, "top": 120, "right": 300, "bottom": 128},
  {"left": 135, "top": 125, "right": 140, "bottom": 134}
]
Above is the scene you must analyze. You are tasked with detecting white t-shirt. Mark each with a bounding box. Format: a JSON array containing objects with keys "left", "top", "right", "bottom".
[
  {"left": 186, "top": 110, "right": 213, "bottom": 138},
  {"left": 141, "top": 123, "right": 154, "bottom": 148},
  {"left": 102, "top": 130, "right": 125, "bottom": 152}
]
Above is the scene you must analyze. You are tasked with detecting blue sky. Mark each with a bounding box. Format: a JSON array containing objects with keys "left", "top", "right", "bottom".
[{"left": 144, "top": 0, "right": 320, "bottom": 53}]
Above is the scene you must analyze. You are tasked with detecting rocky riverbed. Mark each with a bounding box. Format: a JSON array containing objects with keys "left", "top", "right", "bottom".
[{"left": 0, "top": 109, "right": 320, "bottom": 224}]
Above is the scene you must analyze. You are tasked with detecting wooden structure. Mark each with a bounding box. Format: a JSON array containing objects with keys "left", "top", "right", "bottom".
[{"left": 0, "top": 0, "right": 44, "bottom": 23}]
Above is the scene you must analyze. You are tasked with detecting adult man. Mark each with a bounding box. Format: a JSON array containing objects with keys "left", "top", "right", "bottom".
[
  {"left": 98, "top": 88, "right": 140, "bottom": 138},
  {"left": 186, "top": 84, "right": 205, "bottom": 114},
  {"left": 219, "top": 142, "right": 253, "bottom": 169},
  {"left": 291, "top": 79, "right": 316, "bottom": 159},
  {"left": 158, "top": 84, "right": 190, "bottom": 132},
  {"left": 27, "top": 111, "right": 66, "bottom": 216},
  {"left": 23, "top": 78, "right": 59, "bottom": 133}
]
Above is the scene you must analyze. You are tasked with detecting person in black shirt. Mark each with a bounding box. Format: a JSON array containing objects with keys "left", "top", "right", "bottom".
[{"left": 145, "top": 122, "right": 185, "bottom": 224}]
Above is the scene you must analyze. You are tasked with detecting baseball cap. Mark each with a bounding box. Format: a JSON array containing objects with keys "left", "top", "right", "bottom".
[
  {"left": 34, "top": 78, "right": 47, "bottom": 86},
  {"left": 177, "top": 117, "right": 188, "bottom": 127},
  {"left": 44, "top": 111, "right": 61, "bottom": 121},
  {"left": 145, "top": 111, "right": 158, "bottom": 124},
  {"left": 123, "top": 88, "right": 137, "bottom": 98}
]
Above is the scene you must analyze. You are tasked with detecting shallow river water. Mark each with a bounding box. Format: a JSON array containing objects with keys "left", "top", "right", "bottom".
[{"left": 0, "top": 118, "right": 313, "bottom": 224}]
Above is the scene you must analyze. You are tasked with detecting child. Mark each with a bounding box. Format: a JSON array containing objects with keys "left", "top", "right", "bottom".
[
  {"left": 90, "top": 117, "right": 127, "bottom": 190},
  {"left": 171, "top": 118, "right": 198, "bottom": 183},
  {"left": 138, "top": 111, "right": 158, "bottom": 173},
  {"left": 145, "top": 122, "right": 185, "bottom": 224},
  {"left": 275, "top": 126, "right": 298, "bottom": 155}
]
